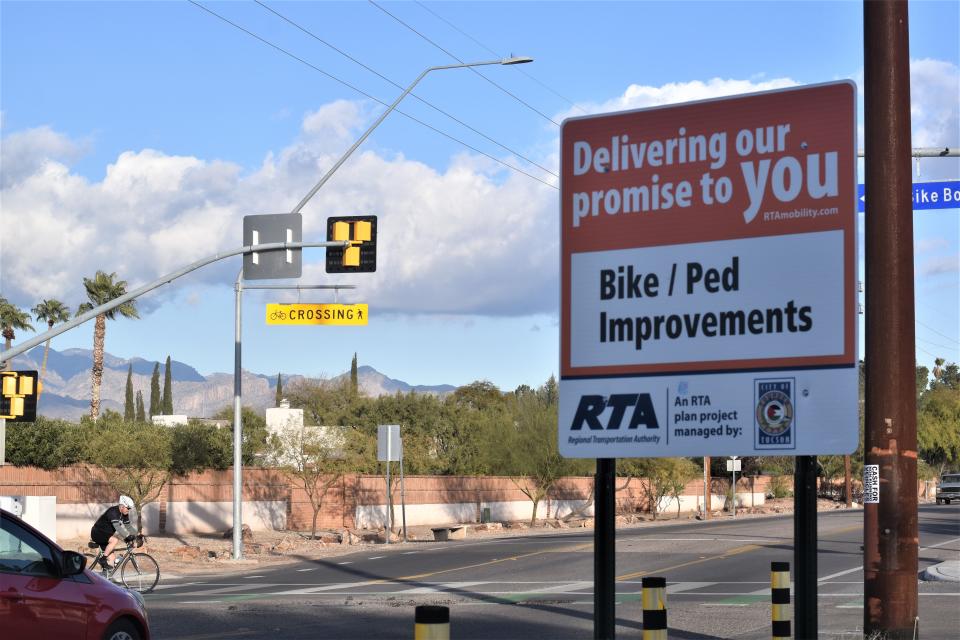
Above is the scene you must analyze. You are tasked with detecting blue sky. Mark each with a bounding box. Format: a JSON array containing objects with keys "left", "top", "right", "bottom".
[{"left": 1, "top": 1, "right": 957, "bottom": 390}]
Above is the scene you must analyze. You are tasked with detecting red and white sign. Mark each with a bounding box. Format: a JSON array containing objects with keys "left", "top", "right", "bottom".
[{"left": 559, "top": 82, "right": 858, "bottom": 458}]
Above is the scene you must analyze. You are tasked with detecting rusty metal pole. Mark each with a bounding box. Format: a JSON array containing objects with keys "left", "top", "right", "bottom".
[
  {"left": 844, "top": 455, "right": 853, "bottom": 508},
  {"left": 704, "top": 456, "right": 712, "bottom": 519},
  {"left": 863, "top": 2, "right": 919, "bottom": 638}
]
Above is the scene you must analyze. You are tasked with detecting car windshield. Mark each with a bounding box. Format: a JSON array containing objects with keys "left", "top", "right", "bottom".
[{"left": 942, "top": 475, "right": 960, "bottom": 483}]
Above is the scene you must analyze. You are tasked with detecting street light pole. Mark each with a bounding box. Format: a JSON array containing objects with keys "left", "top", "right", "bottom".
[
  {"left": 232, "top": 280, "right": 355, "bottom": 561},
  {"left": 291, "top": 56, "right": 533, "bottom": 214}
]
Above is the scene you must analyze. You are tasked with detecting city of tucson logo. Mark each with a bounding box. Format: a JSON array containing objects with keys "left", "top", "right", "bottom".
[{"left": 754, "top": 379, "right": 795, "bottom": 449}]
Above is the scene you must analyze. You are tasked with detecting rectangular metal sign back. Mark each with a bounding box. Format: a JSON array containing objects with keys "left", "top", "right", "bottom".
[
  {"left": 559, "top": 82, "right": 859, "bottom": 458},
  {"left": 266, "top": 303, "right": 368, "bottom": 326}
]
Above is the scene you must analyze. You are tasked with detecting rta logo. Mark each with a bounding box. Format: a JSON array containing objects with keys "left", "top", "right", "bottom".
[{"left": 570, "top": 394, "right": 660, "bottom": 430}]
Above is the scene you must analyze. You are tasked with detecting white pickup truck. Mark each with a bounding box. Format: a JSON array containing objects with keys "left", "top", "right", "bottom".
[{"left": 935, "top": 473, "right": 960, "bottom": 505}]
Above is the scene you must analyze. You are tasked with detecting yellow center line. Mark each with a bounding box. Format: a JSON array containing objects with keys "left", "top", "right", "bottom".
[
  {"left": 390, "top": 542, "right": 593, "bottom": 583},
  {"left": 617, "top": 544, "right": 761, "bottom": 581}
]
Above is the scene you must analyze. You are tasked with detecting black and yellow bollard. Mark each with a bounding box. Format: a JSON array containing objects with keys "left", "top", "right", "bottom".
[
  {"left": 641, "top": 576, "right": 667, "bottom": 640},
  {"left": 771, "top": 561, "right": 792, "bottom": 639},
  {"left": 414, "top": 605, "right": 450, "bottom": 640}
]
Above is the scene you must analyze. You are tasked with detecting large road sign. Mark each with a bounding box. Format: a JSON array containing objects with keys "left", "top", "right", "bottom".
[
  {"left": 243, "top": 213, "right": 302, "bottom": 280},
  {"left": 559, "top": 82, "right": 859, "bottom": 458}
]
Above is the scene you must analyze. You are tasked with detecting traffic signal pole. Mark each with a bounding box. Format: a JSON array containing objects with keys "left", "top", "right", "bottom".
[{"left": 863, "top": 2, "right": 919, "bottom": 637}]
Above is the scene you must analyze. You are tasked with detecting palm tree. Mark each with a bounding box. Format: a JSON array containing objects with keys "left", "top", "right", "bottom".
[
  {"left": 31, "top": 298, "right": 71, "bottom": 391},
  {"left": 77, "top": 271, "right": 139, "bottom": 419},
  {"left": 0, "top": 296, "right": 35, "bottom": 371}
]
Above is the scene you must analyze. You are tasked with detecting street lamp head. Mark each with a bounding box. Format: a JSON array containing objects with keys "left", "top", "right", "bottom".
[{"left": 500, "top": 56, "right": 534, "bottom": 65}]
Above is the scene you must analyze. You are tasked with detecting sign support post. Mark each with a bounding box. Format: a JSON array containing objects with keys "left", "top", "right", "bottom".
[
  {"left": 594, "top": 458, "right": 615, "bottom": 640},
  {"left": 794, "top": 455, "right": 818, "bottom": 638}
]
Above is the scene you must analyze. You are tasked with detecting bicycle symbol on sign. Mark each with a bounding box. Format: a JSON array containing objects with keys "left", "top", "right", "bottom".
[{"left": 269, "top": 309, "right": 287, "bottom": 321}]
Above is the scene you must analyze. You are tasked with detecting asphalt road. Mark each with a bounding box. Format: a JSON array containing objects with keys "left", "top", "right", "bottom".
[{"left": 145, "top": 504, "right": 960, "bottom": 639}]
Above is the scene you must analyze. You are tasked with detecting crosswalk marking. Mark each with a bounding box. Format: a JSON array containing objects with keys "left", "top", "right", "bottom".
[
  {"left": 271, "top": 580, "right": 385, "bottom": 595},
  {"left": 523, "top": 581, "right": 593, "bottom": 594},
  {"left": 667, "top": 582, "right": 716, "bottom": 594},
  {"left": 176, "top": 583, "right": 282, "bottom": 596},
  {"left": 397, "top": 581, "right": 487, "bottom": 594}
]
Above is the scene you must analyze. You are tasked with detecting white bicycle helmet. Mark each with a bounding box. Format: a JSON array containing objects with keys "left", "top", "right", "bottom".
[{"left": 118, "top": 495, "right": 135, "bottom": 509}]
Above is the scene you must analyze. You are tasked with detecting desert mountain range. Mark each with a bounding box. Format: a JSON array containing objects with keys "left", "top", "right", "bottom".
[{"left": 6, "top": 347, "right": 456, "bottom": 421}]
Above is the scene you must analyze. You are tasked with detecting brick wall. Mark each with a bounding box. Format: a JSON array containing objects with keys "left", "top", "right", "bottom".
[{"left": 2, "top": 465, "right": 775, "bottom": 533}]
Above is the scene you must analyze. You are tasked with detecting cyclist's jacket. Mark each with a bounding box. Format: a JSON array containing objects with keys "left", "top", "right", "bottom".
[{"left": 92, "top": 505, "right": 136, "bottom": 540}]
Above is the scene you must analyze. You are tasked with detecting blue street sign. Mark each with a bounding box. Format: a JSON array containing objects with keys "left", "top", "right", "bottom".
[{"left": 858, "top": 180, "right": 960, "bottom": 212}]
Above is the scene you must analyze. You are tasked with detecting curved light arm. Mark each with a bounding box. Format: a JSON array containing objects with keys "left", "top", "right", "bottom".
[
  {"left": 291, "top": 57, "right": 533, "bottom": 214},
  {"left": 0, "top": 240, "right": 348, "bottom": 366}
]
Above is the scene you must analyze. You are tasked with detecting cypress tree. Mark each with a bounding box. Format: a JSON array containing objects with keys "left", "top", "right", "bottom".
[
  {"left": 350, "top": 353, "right": 358, "bottom": 395},
  {"left": 124, "top": 364, "right": 135, "bottom": 421},
  {"left": 162, "top": 355, "right": 173, "bottom": 414},
  {"left": 149, "top": 362, "right": 160, "bottom": 417},
  {"left": 135, "top": 390, "right": 146, "bottom": 423},
  {"left": 275, "top": 373, "right": 283, "bottom": 407}
]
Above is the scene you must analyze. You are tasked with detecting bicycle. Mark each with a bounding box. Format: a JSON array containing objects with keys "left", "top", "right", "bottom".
[{"left": 87, "top": 536, "right": 160, "bottom": 594}]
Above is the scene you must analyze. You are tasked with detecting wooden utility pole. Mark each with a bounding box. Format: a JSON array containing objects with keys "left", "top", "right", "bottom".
[{"left": 863, "top": 2, "right": 919, "bottom": 637}]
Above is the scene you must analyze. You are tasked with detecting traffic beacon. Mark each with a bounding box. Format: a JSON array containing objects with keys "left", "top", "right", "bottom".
[
  {"left": 0, "top": 370, "right": 39, "bottom": 422},
  {"left": 326, "top": 215, "right": 377, "bottom": 273}
]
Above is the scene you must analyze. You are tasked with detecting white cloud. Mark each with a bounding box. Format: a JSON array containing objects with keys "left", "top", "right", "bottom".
[
  {"left": 920, "top": 254, "right": 960, "bottom": 277},
  {"left": 910, "top": 59, "right": 960, "bottom": 179},
  {"left": 0, "top": 126, "right": 86, "bottom": 188},
  {"left": 3, "top": 67, "right": 955, "bottom": 320},
  {"left": 559, "top": 76, "right": 799, "bottom": 121}
]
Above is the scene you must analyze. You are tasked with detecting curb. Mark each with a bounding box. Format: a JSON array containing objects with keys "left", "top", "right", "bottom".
[{"left": 921, "top": 560, "right": 960, "bottom": 583}]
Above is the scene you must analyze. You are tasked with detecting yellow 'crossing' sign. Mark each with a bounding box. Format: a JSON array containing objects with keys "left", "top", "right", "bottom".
[{"left": 266, "top": 303, "right": 368, "bottom": 326}]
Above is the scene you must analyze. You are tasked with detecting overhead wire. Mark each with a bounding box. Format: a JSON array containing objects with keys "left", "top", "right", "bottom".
[
  {"left": 916, "top": 319, "right": 960, "bottom": 345},
  {"left": 413, "top": 0, "right": 587, "bottom": 116},
  {"left": 254, "top": 0, "right": 557, "bottom": 179},
  {"left": 915, "top": 336, "right": 960, "bottom": 353},
  {"left": 187, "top": 1, "right": 557, "bottom": 189},
  {"left": 368, "top": 0, "right": 561, "bottom": 127}
]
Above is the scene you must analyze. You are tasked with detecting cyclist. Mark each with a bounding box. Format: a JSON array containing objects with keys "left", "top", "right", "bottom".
[{"left": 91, "top": 495, "right": 141, "bottom": 571}]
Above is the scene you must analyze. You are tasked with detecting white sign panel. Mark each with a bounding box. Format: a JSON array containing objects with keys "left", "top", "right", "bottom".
[
  {"left": 377, "top": 424, "right": 402, "bottom": 462},
  {"left": 726, "top": 459, "right": 742, "bottom": 472},
  {"left": 863, "top": 464, "right": 880, "bottom": 504},
  {"left": 559, "top": 82, "right": 859, "bottom": 458}
]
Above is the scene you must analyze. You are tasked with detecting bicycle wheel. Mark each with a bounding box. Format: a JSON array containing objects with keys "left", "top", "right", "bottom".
[{"left": 120, "top": 553, "right": 160, "bottom": 593}]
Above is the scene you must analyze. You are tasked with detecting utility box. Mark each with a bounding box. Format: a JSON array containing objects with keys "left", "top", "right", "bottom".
[{"left": 2, "top": 495, "right": 57, "bottom": 542}]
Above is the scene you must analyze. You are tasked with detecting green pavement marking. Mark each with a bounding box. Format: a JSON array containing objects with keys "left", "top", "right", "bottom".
[{"left": 836, "top": 598, "right": 863, "bottom": 609}]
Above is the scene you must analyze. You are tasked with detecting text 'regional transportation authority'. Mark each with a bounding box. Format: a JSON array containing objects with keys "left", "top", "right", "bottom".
[
  {"left": 559, "top": 82, "right": 858, "bottom": 458},
  {"left": 266, "top": 303, "right": 368, "bottom": 326}
]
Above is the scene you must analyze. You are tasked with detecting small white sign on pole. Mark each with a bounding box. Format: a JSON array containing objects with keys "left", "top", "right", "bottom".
[
  {"left": 726, "top": 459, "right": 742, "bottom": 472},
  {"left": 377, "top": 424, "right": 402, "bottom": 462},
  {"left": 863, "top": 464, "right": 880, "bottom": 504}
]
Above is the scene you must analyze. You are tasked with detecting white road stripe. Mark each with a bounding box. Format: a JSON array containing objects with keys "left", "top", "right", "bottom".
[
  {"left": 523, "top": 581, "right": 593, "bottom": 594},
  {"left": 179, "top": 600, "right": 223, "bottom": 604},
  {"left": 368, "top": 556, "right": 385, "bottom": 560},
  {"left": 176, "top": 583, "right": 281, "bottom": 596},
  {"left": 667, "top": 582, "right": 716, "bottom": 594},
  {"left": 820, "top": 536, "right": 960, "bottom": 583},
  {"left": 271, "top": 580, "right": 385, "bottom": 595},
  {"left": 296, "top": 568, "right": 318, "bottom": 572},
  {"left": 397, "top": 581, "right": 487, "bottom": 594}
]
